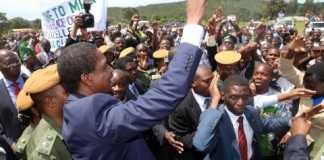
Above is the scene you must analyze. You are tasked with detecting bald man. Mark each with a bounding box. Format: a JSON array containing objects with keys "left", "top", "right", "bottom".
[
  {"left": 0, "top": 50, "right": 27, "bottom": 148},
  {"left": 37, "top": 39, "right": 55, "bottom": 65}
]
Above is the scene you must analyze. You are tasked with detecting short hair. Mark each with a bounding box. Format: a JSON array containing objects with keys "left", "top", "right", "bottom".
[
  {"left": 223, "top": 74, "right": 249, "bottom": 92},
  {"left": 254, "top": 63, "right": 273, "bottom": 75},
  {"left": 57, "top": 42, "right": 97, "bottom": 94},
  {"left": 112, "top": 69, "right": 130, "bottom": 84},
  {"left": 114, "top": 56, "right": 135, "bottom": 70},
  {"left": 305, "top": 62, "right": 324, "bottom": 82}
]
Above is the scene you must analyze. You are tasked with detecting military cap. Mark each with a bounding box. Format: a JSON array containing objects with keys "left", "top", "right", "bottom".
[
  {"left": 214, "top": 50, "right": 241, "bottom": 65},
  {"left": 119, "top": 47, "right": 135, "bottom": 59},
  {"left": 153, "top": 49, "right": 169, "bottom": 59},
  {"left": 16, "top": 64, "right": 60, "bottom": 112},
  {"left": 98, "top": 45, "right": 113, "bottom": 55}
]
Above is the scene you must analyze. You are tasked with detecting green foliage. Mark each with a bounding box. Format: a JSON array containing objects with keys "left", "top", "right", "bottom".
[
  {"left": 122, "top": 8, "right": 139, "bottom": 21},
  {"left": 261, "top": 0, "right": 287, "bottom": 19},
  {"left": 9, "top": 17, "right": 31, "bottom": 29},
  {"left": 0, "top": 12, "right": 9, "bottom": 37},
  {"left": 108, "top": 0, "right": 263, "bottom": 24},
  {"left": 31, "top": 19, "right": 41, "bottom": 29},
  {"left": 0, "top": 13, "right": 42, "bottom": 38},
  {"left": 107, "top": 0, "right": 324, "bottom": 25}
]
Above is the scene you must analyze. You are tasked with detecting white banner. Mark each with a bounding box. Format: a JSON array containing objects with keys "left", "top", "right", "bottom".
[{"left": 41, "top": 0, "right": 107, "bottom": 50}]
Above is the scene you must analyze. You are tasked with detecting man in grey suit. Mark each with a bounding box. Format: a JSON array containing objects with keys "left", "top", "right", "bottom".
[{"left": 57, "top": 0, "right": 208, "bottom": 159}]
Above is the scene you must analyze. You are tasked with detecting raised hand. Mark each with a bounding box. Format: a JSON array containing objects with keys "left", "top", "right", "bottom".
[
  {"left": 289, "top": 88, "right": 316, "bottom": 98},
  {"left": 186, "top": 0, "right": 208, "bottom": 24},
  {"left": 286, "top": 36, "right": 306, "bottom": 58},
  {"left": 291, "top": 116, "right": 312, "bottom": 136},
  {"left": 209, "top": 74, "right": 221, "bottom": 109}
]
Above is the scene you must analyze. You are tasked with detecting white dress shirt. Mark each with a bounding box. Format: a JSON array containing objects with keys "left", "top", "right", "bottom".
[
  {"left": 225, "top": 107, "right": 254, "bottom": 160},
  {"left": 192, "top": 90, "right": 210, "bottom": 112},
  {"left": 181, "top": 24, "right": 204, "bottom": 47}
]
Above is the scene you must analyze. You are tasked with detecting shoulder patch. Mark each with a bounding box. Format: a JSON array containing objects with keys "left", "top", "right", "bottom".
[
  {"left": 16, "top": 126, "right": 34, "bottom": 153},
  {"left": 35, "top": 129, "right": 58, "bottom": 156}
]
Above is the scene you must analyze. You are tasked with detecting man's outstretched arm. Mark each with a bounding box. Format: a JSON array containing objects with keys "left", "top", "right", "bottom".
[{"left": 100, "top": 0, "right": 208, "bottom": 143}]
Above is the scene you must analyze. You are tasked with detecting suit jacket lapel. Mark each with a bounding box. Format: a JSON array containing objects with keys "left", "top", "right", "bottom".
[
  {"left": 244, "top": 109, "right": 259, "bottom": 134},
  {"left": 188, "top": 91, "right": 202, "bottom": 126},
  {"left": 0, "top": 80, "right": 16, "bottom": 113}
]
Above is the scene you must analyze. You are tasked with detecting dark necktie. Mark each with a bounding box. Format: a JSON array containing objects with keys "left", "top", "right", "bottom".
[
  {"left": 12, "top": 81, "right": 21, "bottom": 96},
  {"left": 237, "top": 116, "right": 248, "bottom": 160}
]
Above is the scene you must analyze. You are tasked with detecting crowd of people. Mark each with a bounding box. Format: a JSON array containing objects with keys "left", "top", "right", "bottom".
[{"left": 0, "top": 0, "right": 324, "bottom": 159}]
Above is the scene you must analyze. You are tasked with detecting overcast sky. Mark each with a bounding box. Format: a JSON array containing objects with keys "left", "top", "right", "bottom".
[
  {"left": 0, "top": 0, "right": 323, "bottom": 20},
  {"left": 0, "top": 0, "right": 184, "bottom": 20}
]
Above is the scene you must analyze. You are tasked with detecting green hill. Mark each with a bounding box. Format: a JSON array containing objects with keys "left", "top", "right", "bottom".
[{"left": 107, "top": 0, "right": 264, "bottom": 24}]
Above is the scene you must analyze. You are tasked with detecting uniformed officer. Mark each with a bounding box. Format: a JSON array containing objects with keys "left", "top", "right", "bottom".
[
  {"left": 150, "top": 49, "right": 170, "bottom": 87},
  {"left": 15, "top": 64, "right": 72, "bottom": 160},
  {"left": 98, "top": 44, "right": 116, "bottom": 66},
  {"left": 15, "top": 108, "right": 40, "bottom": 159},
  {"left": 214, "top": 50, "right": 242, "bottom": 91}
]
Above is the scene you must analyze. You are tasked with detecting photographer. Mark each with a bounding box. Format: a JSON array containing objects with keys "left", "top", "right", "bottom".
[{"left": 65, "top": 15, "right": 90, "bottom": 47}]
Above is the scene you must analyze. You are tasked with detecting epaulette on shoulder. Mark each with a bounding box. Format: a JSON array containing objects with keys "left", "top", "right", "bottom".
[{"left": 35, "top": 129, "right": 58, "bottom": 156}]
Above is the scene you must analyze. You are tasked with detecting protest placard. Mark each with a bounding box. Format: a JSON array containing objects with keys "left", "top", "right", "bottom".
[{"left": 41, "top": 0, "right": 107, "bottom": 50}]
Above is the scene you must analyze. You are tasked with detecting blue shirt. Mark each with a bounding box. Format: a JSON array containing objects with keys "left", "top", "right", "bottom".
[
  {"left": 2, "top": 75, "right": 25, "bottom": 105},
  {"left": 313, "top": 96, "right": 324, "bottom": 106}
]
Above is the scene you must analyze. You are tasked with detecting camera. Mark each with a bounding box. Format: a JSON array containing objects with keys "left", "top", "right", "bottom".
[{"left": 80, "top": 0, "right": 94, "bottom": 28}]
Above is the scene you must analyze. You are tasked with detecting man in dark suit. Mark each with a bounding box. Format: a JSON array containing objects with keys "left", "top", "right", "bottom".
[
  {"left": 0, "top": 50, "right": 26, "bottom": 148},
  {"left": 167, "top": 65, "right": 213, "bottom": 160},
  {"left": 193, "top": 75, "right": 290, "bottom": 160},
  {"left": 57, "top": 0, "right": 208, "bottom": 159}
]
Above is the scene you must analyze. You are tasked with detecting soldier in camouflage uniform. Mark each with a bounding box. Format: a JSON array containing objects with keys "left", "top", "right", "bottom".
[{"left": 15, "top": 64, "right": 72, "bottom": 160}]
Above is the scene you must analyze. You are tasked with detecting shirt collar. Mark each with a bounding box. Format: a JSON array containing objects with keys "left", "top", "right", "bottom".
[
  {"left": 192, "top": 90, "right": 210, "bottom": 112},
  {"left": 224, "top": 106, "right": 246, "bottom": 124},
  {"left": 42, "top": 115, "right": 63, "bottom": 140},
  {"left": 3, "top": 74, "right": 24, "bottom": 88}
]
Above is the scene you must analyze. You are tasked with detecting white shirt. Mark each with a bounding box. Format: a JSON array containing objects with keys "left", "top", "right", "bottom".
[
  {"left": 276, "top": 77, "right": 295, "bottom": 92},
  {"left": 192, "top": 90, "right": 210, "bottom": 112},
  {"left": 181, "top": 24, "right": 204, "bottom": 47},
  {"left": 224, "top": 107, "right": 254, "bottom": 160}
]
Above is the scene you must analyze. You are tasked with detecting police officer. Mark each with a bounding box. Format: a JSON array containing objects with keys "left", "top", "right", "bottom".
[
  {"left": 16, "top": 64, "right": 72, "bottom": 160},
  {"left": 150, "top": 49, "right": 170, "bottom": 87}
]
